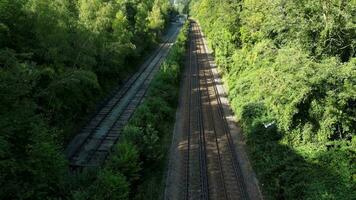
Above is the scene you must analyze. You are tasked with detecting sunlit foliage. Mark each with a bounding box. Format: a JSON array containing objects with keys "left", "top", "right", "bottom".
[{"left": 191, "top": 0, "right": 355, "bottom": 199}]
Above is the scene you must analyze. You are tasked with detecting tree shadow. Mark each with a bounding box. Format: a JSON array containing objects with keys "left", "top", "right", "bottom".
[{"left": 240, "top": 103, "right": 355, "bottom": 200}]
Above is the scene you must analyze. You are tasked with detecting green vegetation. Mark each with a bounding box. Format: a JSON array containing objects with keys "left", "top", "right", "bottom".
[
  {"left": 191, "top": 0, "right": 355, "bottom": 199},
  {"left": 110, "top": 21, "right": 188, "bottom": 199},
  {"left": 0, "top": 0, "right": 176, "bottom": 199},
  {"left": 77, "top": 21, "right": 189, "bottom": 199}
]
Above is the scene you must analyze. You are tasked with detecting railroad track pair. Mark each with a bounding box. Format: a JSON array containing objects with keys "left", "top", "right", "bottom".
[
  {"left": 65, "top": 25, "right": 181, "bottom": 168},
  {"left": 183, "top": 21, "right": 248, "bottom": 200},
  {"left": 184, "top": 23, "right": 209, "bottom": 200}
]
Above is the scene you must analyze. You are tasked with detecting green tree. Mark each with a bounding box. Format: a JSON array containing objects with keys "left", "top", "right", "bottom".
[
  {"left": 148, "top": 0, "right": 165, "bottom": 31},
  {"left": 0, "top": 67, "right": 67, "bottom": 199},
  {"left": 74, "top": 169, "right": 129, "bottom": 200},
  {"left": 0, "top": 0, "right": 173, "bottom": 198},
  {"left": 107, "top": 141, "right": 142, "bottom": 183},
  {"left": 92, "top": 170, "right": 129, "bottom": 200}
]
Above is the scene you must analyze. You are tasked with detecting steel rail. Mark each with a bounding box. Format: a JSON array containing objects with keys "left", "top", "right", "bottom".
[
  {"left": 192, "top": 22, "right": 209, "bottom": 200},
  {"left": 184, "top": 22, "right": 193, "bottom": 200},
  {"left": 85, "top": 27, "right": 181, "bottom": 166},
  {"left": 185, "top": 22, "right": 209, "bottom": 200},
  {"left": 68, "top": 40, "right": 169, "bottom": 161},
  {"left": 68, "top": 26, "right": 180, "bottom": 167},
  {"left": 195, "top": 22, "right": 229, "bottom": 200},
  {"left": 197, "top": 22, "right": 249, "bottom": 200}
]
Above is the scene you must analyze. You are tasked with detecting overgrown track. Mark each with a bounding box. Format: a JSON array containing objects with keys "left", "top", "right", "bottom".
[
  {"left": 65, "top": 24, "right": 181, "bottom": 168},
  {"left": 183, "top": 21, "right": 248, "bottom": 200}
]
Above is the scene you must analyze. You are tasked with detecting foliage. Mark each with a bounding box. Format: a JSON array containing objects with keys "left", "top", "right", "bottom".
[
  {"left": 107, "top": 141, "right": 142, "bottom": 183},
  {"left": 101, "top": 21, "right": 189, "bottom": 199},
  {"left": 191, "top": 0, "right": 355, "bottom": 199},
  {"left": 73, "top": 169, "right": 129, "bottom": 200},
  {"left": 0, "top": 0, "right": 175, "bottom": 198},
  {"left": 68, "top": 19, "right": 188, "bottom": 200},
  {"left": 0, "top": 66, "right": 67, "bottom": 199},
  {"left": 148, "top": 0, "right": 166, "bottom": 31}
]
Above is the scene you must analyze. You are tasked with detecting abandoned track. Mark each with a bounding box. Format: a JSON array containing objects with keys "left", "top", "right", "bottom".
[{"left": 65, "top": 24, "right": 181, "bottom": 168}]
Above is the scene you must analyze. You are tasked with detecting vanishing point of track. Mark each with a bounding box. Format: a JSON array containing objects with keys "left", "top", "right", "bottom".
[
  {"left": 66, "top": 25, "right": 180, "bottom": 168},
  {"left": 183, "top": 21, "right": 248, "bottom": 200}
]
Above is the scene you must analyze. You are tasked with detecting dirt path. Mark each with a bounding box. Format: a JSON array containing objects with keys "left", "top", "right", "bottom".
[{"left": 164, "top": 21, "right": 263, "bottom": 200}]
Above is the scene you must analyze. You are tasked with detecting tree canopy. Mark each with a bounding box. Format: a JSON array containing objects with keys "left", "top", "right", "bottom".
[{"left": 0, "top": 0, "right": 174, "bottom": 199}]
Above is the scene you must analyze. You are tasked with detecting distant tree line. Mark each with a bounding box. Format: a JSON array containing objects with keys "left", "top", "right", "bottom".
[
  {"left": 0, "top": 0, "right": 175, "bottom": 199},
  {"left": 191, "top": 0, "right": 355, "bottom": 199}
]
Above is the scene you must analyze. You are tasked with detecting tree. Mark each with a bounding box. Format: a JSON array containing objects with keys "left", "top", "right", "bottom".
[
  {"left": 107, "top": 141, "right": 142, "bottom": 183},
  {"left": 0, "top": 0, "right": 173, "bottom": 198},
  {"left": 148, "top": 0, "right": 165, "bottom": 31},
  {"left": 0, "top": 66, "right": 67, "bottom": 199},
  {"left": 74, "top": 169, "right": 129, "bottom": 200}
]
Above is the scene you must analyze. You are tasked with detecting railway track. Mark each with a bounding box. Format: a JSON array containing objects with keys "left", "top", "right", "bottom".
[
  {"left": 65, "top": 24, "right": 181, "bottom": 168},
  {"left": 198, "top": 25, "right": 248, "bottom": 200},
  {"left": 182, "top": 21, "right": 248, "bottom": 200},
  {"left": 182, "top": 23, "right": 208, "bottom": 200}
]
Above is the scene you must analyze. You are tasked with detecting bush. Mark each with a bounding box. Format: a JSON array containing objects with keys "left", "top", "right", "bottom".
[
  {"left": 107, "top": 141, "right": 142, "bottom": 183},
  {"left": 74, "top": 170, "right": 129, "bottom": 200}
]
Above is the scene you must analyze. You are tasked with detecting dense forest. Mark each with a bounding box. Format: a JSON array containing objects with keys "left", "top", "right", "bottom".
[
  {"left": 0, "top": 0, "right": 178, "bottom": 199},
  {"left": 190, "top": 0, "right": 355, "bottom": 199}
]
